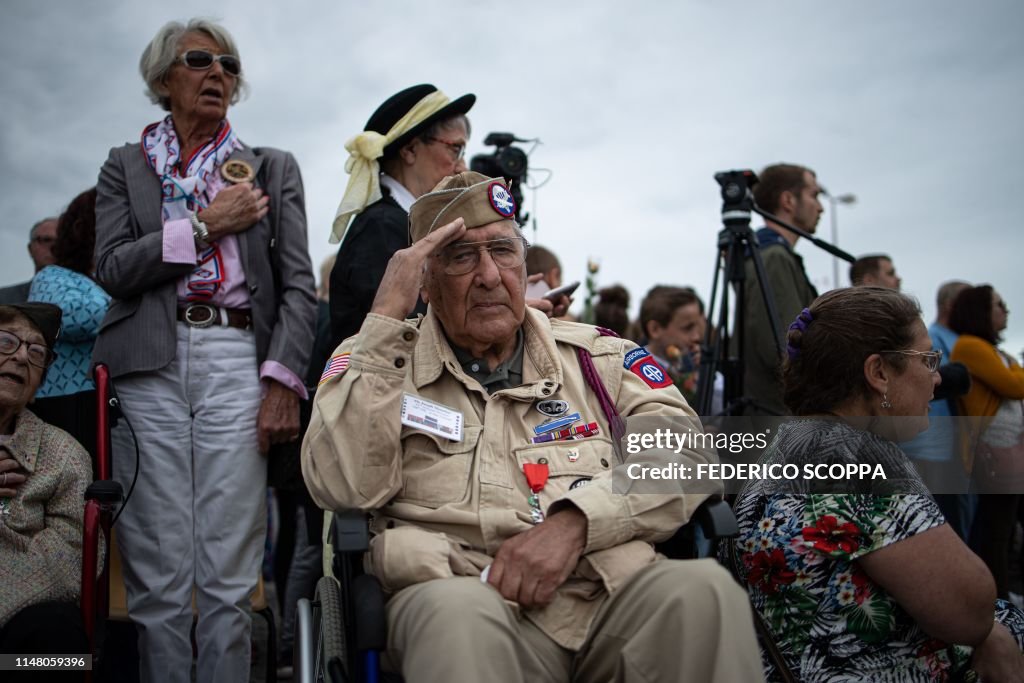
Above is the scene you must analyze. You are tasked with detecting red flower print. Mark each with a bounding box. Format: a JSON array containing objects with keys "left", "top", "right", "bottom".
[
  {"left": 851, "top": 567, "right": 871, "bottom": 605},
  {"left": 745, "top": 549, "right": 796, "bottom": 595},
  {"left": 801, "top": 515, "right": 863, "bottom": 556}
]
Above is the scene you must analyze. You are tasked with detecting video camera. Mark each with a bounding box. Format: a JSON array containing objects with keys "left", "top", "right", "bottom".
[
  {"left": 471, "top": 132, "right": 530, "bottom": 223},
  {"left": 714, "top": 169, "right": 758, "bottom": 207}
]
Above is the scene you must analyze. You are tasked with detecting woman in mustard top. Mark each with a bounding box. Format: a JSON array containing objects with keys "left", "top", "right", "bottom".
[{"left": 950, "top": 284, "right": 1024, "bottom": 599}]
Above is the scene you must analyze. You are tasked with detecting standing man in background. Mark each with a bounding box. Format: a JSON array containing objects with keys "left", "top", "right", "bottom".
[
  {"left": 0, "top": 217, "right": 58, "bottom": 303},
  {"left": 850, "top": 253, "right": 902, "bottom": 290},
  {"left": 736, "top": 163, "right": 821, "bottom": 416}
]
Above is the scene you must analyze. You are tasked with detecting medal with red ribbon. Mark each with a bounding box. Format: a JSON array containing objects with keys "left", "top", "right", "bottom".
[{"left": 523, "top": 462, "right": 549, "bottom": 524}]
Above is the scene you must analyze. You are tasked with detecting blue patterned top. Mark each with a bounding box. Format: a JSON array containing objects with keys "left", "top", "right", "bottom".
[{"left": 28, "top": 266, "right": 110, "bottom": 397}]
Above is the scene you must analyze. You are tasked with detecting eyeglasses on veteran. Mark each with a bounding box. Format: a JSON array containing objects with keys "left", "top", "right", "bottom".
[
  {"left": 177, "top": 50, "right": 242, "bottom": 77},
  {"left": 880, "top": 349, "right": 942, "bottom": 373},
  {"left": 439, "top": 237, "right": 528, "bottom": 276},
  {"left": 0, "top": 330, "right": 54, "bottom": 369},
  {"left": 426, "top": 136, "right": 466, "bottom": 160}
]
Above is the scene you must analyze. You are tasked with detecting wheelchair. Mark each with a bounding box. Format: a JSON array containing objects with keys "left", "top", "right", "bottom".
[
  {"left": 295, "top": 497, "right": 739, "bottom": 683},
  {"left": 79, "top": 364, "right": 278, "bottom": 682}
]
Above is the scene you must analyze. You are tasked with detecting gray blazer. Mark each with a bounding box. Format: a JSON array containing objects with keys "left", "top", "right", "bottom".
[{"left": 92, "top": 142, "right": 317, "bottom": 382}]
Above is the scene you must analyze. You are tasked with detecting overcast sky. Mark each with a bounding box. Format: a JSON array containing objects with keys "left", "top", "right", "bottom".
[{"left": 2, "top": 1, "right": 1022, "bottom": 354}]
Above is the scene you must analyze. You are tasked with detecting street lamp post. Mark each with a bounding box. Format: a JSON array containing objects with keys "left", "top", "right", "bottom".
[{"left": 825, "top": 191, "right": 857, "bottom": 289}]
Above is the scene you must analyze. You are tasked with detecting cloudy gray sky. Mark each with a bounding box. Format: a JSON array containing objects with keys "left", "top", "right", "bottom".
[{"left": 2, "top": 1, "right": 1023, "bottom": 353}]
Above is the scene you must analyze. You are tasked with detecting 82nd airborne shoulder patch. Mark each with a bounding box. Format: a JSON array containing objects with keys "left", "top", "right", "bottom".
[{"left": 623, "top": 348, "right": 673, "bottom": 389}]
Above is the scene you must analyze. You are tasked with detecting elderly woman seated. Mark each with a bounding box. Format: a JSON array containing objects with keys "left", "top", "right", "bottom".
[
  {"left": 0, "top": 303, "right": 91, "bottom": 664},
  {"left": 723, "top": 287, "right": 1024, "bottom": 681}
]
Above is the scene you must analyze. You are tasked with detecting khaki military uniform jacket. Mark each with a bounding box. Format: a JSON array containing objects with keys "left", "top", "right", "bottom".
[{"left": 303, "top": 308, "right": 717, "bottom": 650}]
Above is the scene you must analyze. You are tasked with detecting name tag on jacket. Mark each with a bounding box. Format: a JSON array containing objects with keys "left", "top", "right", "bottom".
[{"left": 401, "top": 394, "right": 464, "bottom": 442}]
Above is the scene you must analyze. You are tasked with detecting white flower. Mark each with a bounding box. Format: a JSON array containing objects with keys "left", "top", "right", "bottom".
[{"left": 837, "top": 588, "right": 856, "bottom": 606}]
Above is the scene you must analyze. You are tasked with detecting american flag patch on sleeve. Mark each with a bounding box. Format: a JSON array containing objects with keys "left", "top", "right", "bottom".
[{"left": 319, "top": 352, "right": 351, "bottom": 385}]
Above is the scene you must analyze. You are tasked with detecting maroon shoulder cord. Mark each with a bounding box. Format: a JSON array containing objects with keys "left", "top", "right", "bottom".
[{"left": 576, "top": 327, "right": 625, "bottom": 444}]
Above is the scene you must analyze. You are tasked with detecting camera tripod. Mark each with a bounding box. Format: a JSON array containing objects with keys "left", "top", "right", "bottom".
[{"left": 694, "top": 170, "right": 854, "bottom": 417}]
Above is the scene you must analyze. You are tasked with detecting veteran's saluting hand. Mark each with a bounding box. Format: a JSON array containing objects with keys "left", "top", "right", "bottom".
[{"left": 371, "top": 217, "right": 465, "bottom": 321}]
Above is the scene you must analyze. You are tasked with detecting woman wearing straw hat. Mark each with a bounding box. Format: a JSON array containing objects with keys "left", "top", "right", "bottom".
[{"left": 328, "top": 84, "right": 474, "bottom": 348}]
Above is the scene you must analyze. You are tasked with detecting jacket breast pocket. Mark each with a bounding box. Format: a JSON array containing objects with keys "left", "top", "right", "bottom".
[
  {"left": 397, "top": 425, "right": 482, "bottom": 508},
  {"left": 513, "top": 436, "right": 615, "bottom": 508}
]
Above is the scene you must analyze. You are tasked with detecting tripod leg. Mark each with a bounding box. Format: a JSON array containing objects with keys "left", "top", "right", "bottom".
[{"left": 696, "top": 249, "right": 725, "bottom": 416}]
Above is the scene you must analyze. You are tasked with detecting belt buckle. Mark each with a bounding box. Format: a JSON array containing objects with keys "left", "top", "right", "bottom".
[{"left": 184, "top": 303, "right": 218, "bottom": 328}]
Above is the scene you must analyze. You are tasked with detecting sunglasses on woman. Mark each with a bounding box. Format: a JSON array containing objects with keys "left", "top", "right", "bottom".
[{"left": 177, "top": 50, "right": 242, "bottom": 77}]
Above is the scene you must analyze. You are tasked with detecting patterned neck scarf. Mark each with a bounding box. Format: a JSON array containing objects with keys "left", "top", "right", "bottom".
[{"left": 141, "top": 115, "right": 242, "bottom": 300}]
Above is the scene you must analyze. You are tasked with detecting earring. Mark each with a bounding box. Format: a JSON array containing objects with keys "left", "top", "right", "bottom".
[{"left": 881, "top": 393, "right": 892, "bottom": 409}]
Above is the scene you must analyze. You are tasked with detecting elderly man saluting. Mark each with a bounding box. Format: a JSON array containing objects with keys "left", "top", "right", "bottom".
[{"left": 303, "top": 172, "right": 762, "bottom": 682}]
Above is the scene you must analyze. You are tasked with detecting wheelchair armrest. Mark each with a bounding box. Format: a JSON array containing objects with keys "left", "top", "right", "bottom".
[
  {"left": 330, "top": 508, "right": 371, "bottom": 553},
  {"left": 655, "top": 496, "right": 738, "bottom": 559},
  {"left": 693, "top": 497, "right": 739, "bottom": 540}
]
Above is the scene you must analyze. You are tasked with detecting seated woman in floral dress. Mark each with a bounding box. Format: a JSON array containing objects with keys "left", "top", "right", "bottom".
[{"left": 723, "top": 287, "right": 1024, "bottom": 682}]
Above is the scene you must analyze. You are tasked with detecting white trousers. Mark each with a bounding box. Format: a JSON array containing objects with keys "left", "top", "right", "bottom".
[{"left": 111, "top": 323, "right": 265, "bottom": 683}]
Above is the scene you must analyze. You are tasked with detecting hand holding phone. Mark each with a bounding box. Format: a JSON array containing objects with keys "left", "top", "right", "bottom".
[{"left": 543, "top": 281, "right": 580, "bottom": 302}]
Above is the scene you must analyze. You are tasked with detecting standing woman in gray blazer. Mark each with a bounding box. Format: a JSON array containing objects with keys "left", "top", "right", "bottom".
[{"left": 92, "top": 18, "right": 316, "bottom": 683}]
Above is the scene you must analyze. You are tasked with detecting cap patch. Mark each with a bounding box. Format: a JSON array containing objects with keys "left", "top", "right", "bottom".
[{"left": 488, "top": 181, "right": 516, "bottom": 218}]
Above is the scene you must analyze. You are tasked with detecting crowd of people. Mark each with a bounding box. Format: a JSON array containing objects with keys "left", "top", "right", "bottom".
[{"left": 1, "top": 15, "right": 1022, "bottom": 683}]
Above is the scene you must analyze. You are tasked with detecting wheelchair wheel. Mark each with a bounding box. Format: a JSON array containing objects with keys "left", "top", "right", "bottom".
[{"left": 314, "top": 575, "right": 348, "bottom": 682}]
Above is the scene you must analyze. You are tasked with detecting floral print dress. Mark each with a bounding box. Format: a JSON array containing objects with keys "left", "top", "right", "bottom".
[{"left": 723, "top": 419, "right": 1024, "bottom": 682}]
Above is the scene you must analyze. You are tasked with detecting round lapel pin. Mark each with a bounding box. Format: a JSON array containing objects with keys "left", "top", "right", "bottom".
[{"left": 220, "top": 159, "right": 256, "bottom": 184}]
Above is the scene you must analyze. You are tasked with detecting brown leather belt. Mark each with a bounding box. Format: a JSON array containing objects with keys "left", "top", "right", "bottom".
[{"left": 177, "top": 303, "right": 252, "bottom": 330}]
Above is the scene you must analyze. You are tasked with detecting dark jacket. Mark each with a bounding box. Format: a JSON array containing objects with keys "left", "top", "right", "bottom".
[
  {"left": 736, "top": 229, "right": 818, "bottom": 416},
  {"left": 328, "top": 188, "right": 409, "bottom": 348},
  {"left": 0, "top": 280, "right": 31, "bottom": 305}
]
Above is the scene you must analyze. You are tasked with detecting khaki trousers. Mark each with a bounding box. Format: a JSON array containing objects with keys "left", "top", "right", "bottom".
[{"left": 386, "top": 558, "right": 765, "bottom": 683}]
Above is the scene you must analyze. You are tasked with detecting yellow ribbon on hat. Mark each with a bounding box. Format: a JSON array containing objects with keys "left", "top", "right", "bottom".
[{"left": 330, "top": 90, "right": 452, "bottom": 244}]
